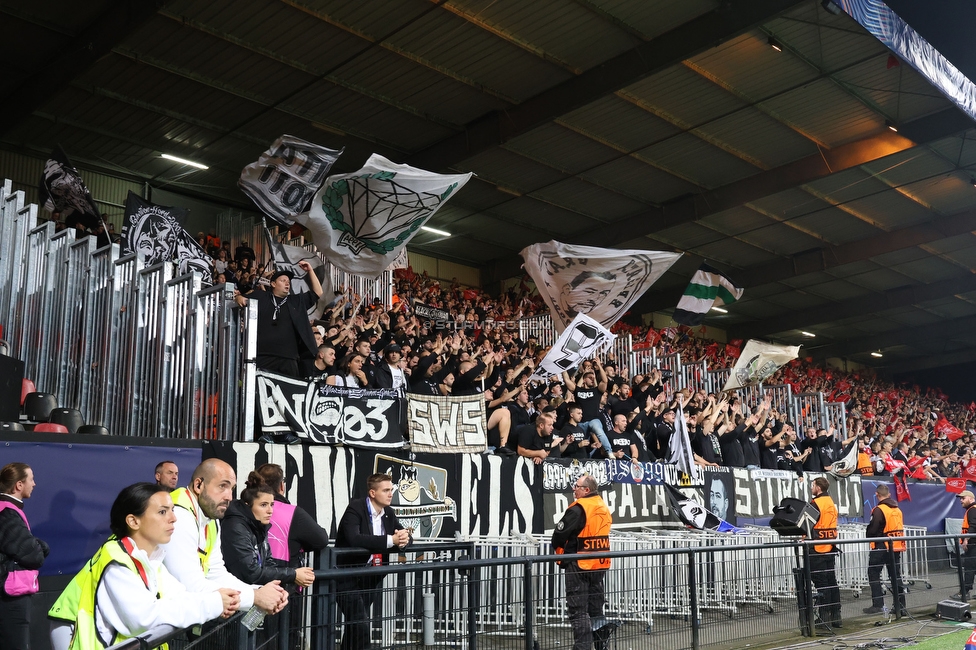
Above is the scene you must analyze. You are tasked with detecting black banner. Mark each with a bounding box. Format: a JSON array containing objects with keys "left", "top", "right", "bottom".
[
  {"left": 38, "top": 145, "right": 102, "bottom": 230},
  {"left": 121, "top": 191, "right": 188, "bottom": 265},
  {"left": 256, "top": 371, "right": 406, "bottom": 449}
]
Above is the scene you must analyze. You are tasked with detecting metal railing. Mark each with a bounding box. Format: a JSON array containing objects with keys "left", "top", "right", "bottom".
[
  {"left": 107, "top": 531, "right": 971, "bottom": 650},
  {"left": 1, "top": 182, "right": 256, "bottom": 439}
]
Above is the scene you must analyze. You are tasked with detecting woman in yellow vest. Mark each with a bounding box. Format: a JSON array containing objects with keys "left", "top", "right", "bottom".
[{"left": 48, "top": 483, "right": 238, "bottom": 650}]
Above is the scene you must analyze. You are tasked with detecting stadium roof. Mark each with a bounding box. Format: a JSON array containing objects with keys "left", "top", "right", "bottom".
[{"left": 3, "top": 0, "right": 976, "bottom": 374}]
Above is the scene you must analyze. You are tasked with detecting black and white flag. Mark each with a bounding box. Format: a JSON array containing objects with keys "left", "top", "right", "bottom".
[
  {"left": 120, "top": 191, "right": 188, "bottom": 265},
  {"left": 828, "top": 439, "right": 859, "bottom": 478},
  {"left": 521, "top": 241, "right": 682, "bottom": 334},
  {"left": 239, "top": 135, "right": 343, "bottom": 224},
  {"left": 668, "top": 404, "right": 696, "bottom": 479},
  {"left": 264, "top": 226, "right": 331, "bottom": 317},
  {"left": 724, "top": 340, "right": 800, "bottom": 392},
  {"left": 174, "top": 228, "right": 214, "bottom": 286},
  {"left": 532, "top": 313, "right": 615, "bottom": 379},
  {"left": 38, "top": 145, "right": 102, "bottom": 230}
]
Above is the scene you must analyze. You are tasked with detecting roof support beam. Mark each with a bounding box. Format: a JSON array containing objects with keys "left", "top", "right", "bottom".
[
  {"left": 807, "top": 313, "right": 976, "bottom": 361},
  {"left": 882, "top": 348, "right": 976, "bottom": 374},
  {"left": 632, "top": 204, "right": 976, "bottom": 316},
  {"left": 0, "top": 0, "right": 166, "bottom": 137},
  {"left": 727, "top": 272, "right": 976, "bottom": 340},
  {"left": 407, "top": 0, "right": 806, "bottom": 170},
  {"left": 585, "top": 107, "right": 973, "bottom": 248}
]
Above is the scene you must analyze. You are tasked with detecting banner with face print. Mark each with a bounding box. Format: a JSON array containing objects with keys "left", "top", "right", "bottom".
[
  {"left": 256, "top": 371, "right": 406, "bottom": 448},
  {"left": 521, "top": 241, "right": 681, "bottom": 333},
  {"left": 532, "top": 312, "right": 615, "bottom": 378},
  {"left": 120, "top": 191, "right": 188, "bottom": 265}
]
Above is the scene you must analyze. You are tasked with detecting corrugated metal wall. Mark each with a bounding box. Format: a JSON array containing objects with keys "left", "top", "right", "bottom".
[{"left": 408, "top": 251, "right": 481, "bottom": 287}]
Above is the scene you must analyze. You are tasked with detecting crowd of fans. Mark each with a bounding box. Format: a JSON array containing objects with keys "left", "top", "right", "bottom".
[{"left": 267, "top": 265, "right": 973, "bottom": 482}]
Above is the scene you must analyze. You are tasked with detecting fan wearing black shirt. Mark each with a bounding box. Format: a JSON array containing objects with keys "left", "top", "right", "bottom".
[
  {"left": 607, "top": 414, "right": 640, "bottom": 462},
  {"left": 554, "top": 405, "right": 590, "bottom": 460}
]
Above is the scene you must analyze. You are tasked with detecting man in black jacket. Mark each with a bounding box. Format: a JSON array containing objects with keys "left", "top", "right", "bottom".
[
  {"left": 334, "top": 474, "right": 412, "bottom": 650},
  {"left": 235, "top": 261, "right": 322, "bottom": 379}
]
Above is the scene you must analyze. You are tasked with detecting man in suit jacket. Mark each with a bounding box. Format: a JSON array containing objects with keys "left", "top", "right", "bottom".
[{"left": 335, "top": 473, "right": 412, "bottom": 650}]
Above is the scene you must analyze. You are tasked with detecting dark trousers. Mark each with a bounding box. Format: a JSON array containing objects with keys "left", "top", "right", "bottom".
[
  {"left": 868, "top": 548, "right": 903, "bottom": 609},
  {"left": 565, "top": 563, "right": 607, "bottom": 650},
  {"left": 809, "top": 552, "right": 840, "bottom": 622},
  {"left": 0, "top": 594, "right": 31, "bottom": 650},
  {"left": 962, "top": 545, "right": 976, "bottom": 592},
  {"left": 256, "top": 355, "right": 300, "bottom": 378},
  {"left": 337, "top": 581, "right": 380, "bottom": 650}
]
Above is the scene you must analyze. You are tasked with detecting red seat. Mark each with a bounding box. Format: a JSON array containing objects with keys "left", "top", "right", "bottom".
[
  {"left": 21, "top": 379, "right": 35, "bottom": 406},
  {"left": 33, "top": 422, "right": 68, "bottom": 434}
]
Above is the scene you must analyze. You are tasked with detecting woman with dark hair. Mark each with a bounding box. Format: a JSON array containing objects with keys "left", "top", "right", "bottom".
[
  {"left": 49, "top": 483, "right": 237, "bottom": 650},
  {"left": 0, "top": 462, "right": 49, "bottom": 650},
  {"left": 253, "top": 464, "right": 329, "bottom": 568},
  {"left": 326, "top": 353, "right": 367, "bottom": 387},
  {"left": 221, "top": 473, "right": 314, "bottom": 588}
]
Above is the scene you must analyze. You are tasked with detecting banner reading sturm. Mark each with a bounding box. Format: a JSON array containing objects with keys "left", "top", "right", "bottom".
[
  {"left": 256, "top": 371, "right": 405, "bottom": 448},
  {"left": 407, "top": 393, "right": 488, "bottom": 454}
]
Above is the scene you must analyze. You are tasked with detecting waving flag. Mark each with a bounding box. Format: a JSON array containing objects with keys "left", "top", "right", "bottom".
[
  {"left": 173, "top": 228, "right": 213, "bottom": 286},
  {"left": 723, "top": 340, "right": 800, "bottom": 392},
  {"left": 264, "top": 227, "right": 330, "bottom": 318},
  {"left": 664, "top": 484, "right": 742, "bottom": 533},
  {"left": 673, "top": 263, "right": 743, "bottom": 325},
  {"left": 669, "top": 404, "right": 696, "bottom": 479},
  {"left": 300, "top": 154, "right": 471, "bottom": 279},
  {"left": 828, "top": 439, "right": 858, "bottom": 478},
  {"left": 239, "top": 135, "right": 343, "bottom": 223},
  {"left": 521, "top": 241, "right": 681, "bottom": 334},
  {"left": 38, "top": 145, "right": 103, "bottom": 230},
  {"left": 532, "top": 313, "right": 615, "bottom": 379},
  {"left": 120, "top": 191, "right": 187, "bottom": 266},
  {"left": 935, "top": 414, "right": 967, "bottom": 442}
]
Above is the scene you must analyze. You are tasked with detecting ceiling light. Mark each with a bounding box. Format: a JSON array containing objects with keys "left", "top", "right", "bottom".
[
  {"left": 421, "top": 226, "right": 451, "bottom": 237},
  {"left": 870, "top": 351, "right": 883, "bottom": 358},
  {"left": 801, "top": 331, "right": 816, "bottom": 338},
  {"left": 971, "top": 176, "right": 976, "bottom": 188},
  {"left": 821, "top": 0, "right": 842, "bottom": 15},
  {"left": 885, "top": 120, "right": 898, "bottom": 133},
  {"left": 160, "top": 153, "right": 208, "bottom": 170},
  {"left": 767, "top": 36, "right": 783, "bottom": 52},
  {"left": 710, "top": 306, "right": 728, "bottom": 313}
]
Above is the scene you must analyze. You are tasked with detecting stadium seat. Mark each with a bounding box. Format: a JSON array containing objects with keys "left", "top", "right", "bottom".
[
  {"left": 0, "top": 422, "right": 25, "bottom": 431},
  {"left": 77, "top": 425, "right": 110, "bottom": 436},
  {"left": 22, "top": 392, "right": 57, "bottom": 422},
  {"left": 48, "top": 408, "right": 84, "bottom": 434},
  {"left": 33, "top": 422, "right": 69, "bottom": 434},
  {"left": 20, "top": 378, "right": 36, "bottom": 406}
]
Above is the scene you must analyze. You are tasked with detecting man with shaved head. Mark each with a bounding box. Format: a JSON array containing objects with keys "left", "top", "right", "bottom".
[{"left": 162, "top": 459, "right": 288, "bottom": 614}]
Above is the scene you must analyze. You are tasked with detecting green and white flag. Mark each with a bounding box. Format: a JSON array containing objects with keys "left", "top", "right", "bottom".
[
  {"left": 673, "top": 263, "right": 743, "bottom": 325},
  {"left": 299, "top": 154, "right": 471, "bottom": 280}
]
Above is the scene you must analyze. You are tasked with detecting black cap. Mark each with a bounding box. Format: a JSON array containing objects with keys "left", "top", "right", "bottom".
[
  {"left": 384, "top": 343, "right": 402, "bottom": 354},
  {"left": 270, "top": 269, "right": 293, "bottom": 282}
]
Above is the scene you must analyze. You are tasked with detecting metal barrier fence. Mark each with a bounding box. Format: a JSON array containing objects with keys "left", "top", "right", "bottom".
[
  {"left": 0, "top": 182, "right": 257, "bottom": 439},
  {"left": 111, "top": 531, "right": 970, "bottom": 650},
  {"left": 216, "top": 210, "right": 267, "bottom": 263}
]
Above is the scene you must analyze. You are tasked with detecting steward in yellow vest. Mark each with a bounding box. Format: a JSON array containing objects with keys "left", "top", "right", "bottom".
[{"left": 48, "top": 483, "right": 227, "bottom": 650}]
